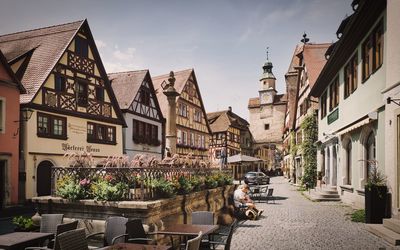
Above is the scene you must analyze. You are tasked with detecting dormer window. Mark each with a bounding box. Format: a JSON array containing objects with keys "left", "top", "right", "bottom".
[{"left": 75, "top": 36, "right": 88, "bottom": 58}]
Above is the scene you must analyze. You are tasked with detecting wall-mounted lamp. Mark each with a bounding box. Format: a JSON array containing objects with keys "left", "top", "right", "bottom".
[
  {"left": 322, "top": 132, "right": 336, "bottom": 140},
  {"left": 13, "top": 108, "right": 34, "bottom": 136},
  {"left": 387, "top": 97, "right": 400, "bottom": 107}
]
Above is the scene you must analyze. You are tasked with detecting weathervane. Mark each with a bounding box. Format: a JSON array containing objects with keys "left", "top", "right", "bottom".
[
  {"left": 301, "top": 32, "right": 309, "bottom": 44},
  {"left": 266, "top": 46, "right": 270, "bottom": 61}
]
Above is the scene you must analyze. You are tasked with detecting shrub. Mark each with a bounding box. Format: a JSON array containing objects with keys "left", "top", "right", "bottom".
[
  {"left": 91, "top": 179, "right": 128, "bottom": 201},
  {"left": 56, "top": 177, "right": 87, "bottom": 200},
  {"left": 205, "top": 175, "right": 218, "bottom": 189},
  {"left": 153, "top": 178, "right": 177, "bottom": 198},
  {"left": 190, "top": 176, "right": 204, "bottom": 191},
  {"left": 12, "top": 216, "right": 36, "bottom": 231},
  {"left": 351, "top": 209, "right": 365, "bottom": 223},
  {"left": 177, "top": 175, "right": 193, "bottom": 194}
]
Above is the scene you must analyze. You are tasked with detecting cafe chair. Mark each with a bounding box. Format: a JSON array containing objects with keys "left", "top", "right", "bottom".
[
  {"left": 209, "top": 219, "right": 237, "bottom": 250},
  {"left": 191, "top": 211, "right": 214, "bottom": 225},
  {"left": 40, "top": 214, "right": 65, "bottom": 234},
  {"left": 57, "top": 228, "right": 88, "bottom": 250},
  {"left": 25, "top": 220, "right": 79, "bottom": 250},
  {"left": 86, "top": 216, "right": 128, "bottom": 247},
  {"left": 266, "top": 188, "right": 275, "bottom": 204},
  {"left": 112, "top": 219, "right": 156, "bottom": 245},
  {"left": 185, "top": 231, "right": 203, "bottom": 250}
]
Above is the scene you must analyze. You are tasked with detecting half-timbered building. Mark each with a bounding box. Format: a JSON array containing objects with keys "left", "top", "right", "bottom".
[
  {"left": 0, "top": 20, "right": 126, "bottom": 199},
  {"left": 153, "top": 69, "right": 211, "bottom": 159},
  {"left": 109, "top": 70, "right": 164, "bottom": 159}
]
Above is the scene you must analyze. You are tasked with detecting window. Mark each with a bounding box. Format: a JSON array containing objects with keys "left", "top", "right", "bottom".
[
  {"left": 96, "top": 86, "right": 104, "bottom": 102},
  {"left": 201, "top": 135, "right": 205, "bottom": 148},
  {"left": 346, "top": 141, "right": 352, "bottom": 185},
  {"left": 344, "top": 55, "right": 358, "bottom": 98},
  {"left": 37, "top": 112, "right": 67, "bottom": 139},
  {"left": 75, "top": 36, "right": 88, "bottom": 58},
  {"left": 296, "top": 130, "right": 302, "bottom": 144},
  {"left": 177, "top": 129, "right": 182, "bottom": 144},
  {"left": 190, "top": 133, "right": 195, "bottom": 146},
  {"left": 55, "top": 74, "right": 66, "bottom": 92},
  {"left": 178, "top": 103, "right": 188, "bottom": 117},
  {"left": 320, "top": 92, "right": 327, "bottom": 119},
  {"left": 194, "top": 109, "right": 202, "bottom": 123},
  {"left": 264, "top": 124, "right": 270, "bottom": 130},
  {"left": 182, "top": 131, "right": 187, "bottom": 145},
  {"left": 362, "top": 21, "right": 384, "bottom": 81},
  {"left": 140, "top": 88, "right": 151, "bottom": 106},
  {"left": 87, "top": 122, "right": 116, "bottom": 144},
  {"left": 0, "top": 99, "right": 4, "bottom": 133},
  {"left": 76, "top": 81, "right": 88, "bottom": 107},
  {"left": 132, "top": 119, "right": 160, "bottom": 146},
  {"left": 329, "top": 77, "right": 339, "bottom": 111}
]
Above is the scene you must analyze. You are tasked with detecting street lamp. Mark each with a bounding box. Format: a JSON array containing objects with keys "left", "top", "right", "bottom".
[{"left": 13, "top": 108, "right": 34, "bottom": 136}]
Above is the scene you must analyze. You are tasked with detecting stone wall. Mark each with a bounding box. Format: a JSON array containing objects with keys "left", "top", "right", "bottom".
[{"left": 32, "top": 185, "right": 235, "bottom": 235}]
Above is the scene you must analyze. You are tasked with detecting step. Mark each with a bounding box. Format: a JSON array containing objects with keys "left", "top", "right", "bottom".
[
  {"left": 366, "top": 224, "right": 400, "bottom": 246},
  {"left": 384, "top": 219, "right": 400, "bottom": 234},
  {"left": 320, "top": 190, "right": 339, "bottom": 195},
  {"left": 312, "top": 197, "right": 341, "bottom": 202},
  {"left": 315, "top": 193, "right": 340, "bottom": 199}
]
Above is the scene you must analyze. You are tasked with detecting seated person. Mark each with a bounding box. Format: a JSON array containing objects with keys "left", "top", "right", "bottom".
[{"left": 233, "top": 184, "right": 264, "bottom": 219}]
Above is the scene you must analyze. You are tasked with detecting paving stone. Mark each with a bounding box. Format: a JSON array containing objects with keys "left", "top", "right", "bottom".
[{"left": 230, "top": 176, "right": 398, "bottom": 250}]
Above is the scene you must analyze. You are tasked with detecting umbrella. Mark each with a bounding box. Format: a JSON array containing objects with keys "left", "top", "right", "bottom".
[{"left": 227, "top": 153, "right": 263, "bottom": 163}]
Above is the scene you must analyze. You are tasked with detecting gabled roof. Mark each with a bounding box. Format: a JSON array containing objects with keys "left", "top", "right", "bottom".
[
  {"left": 0, "top": 20, "right": 84, "bottom": 103},
  {"left": 286, "top": 44, "right": 303, "bottom": 75},
  {"left": 109, "top": 70, "right": 149, "bottom": 109},
  {"left": 152, "top": 69, "right": 194, "bottom": 116},
  {"left": 0, "top": 50, "right": 25, "bottom": 93},
  {"left": 302, "top": 43, "right": 331, "bottom": 88},
  {"left": 152, "top": 68, "right": 211, "bottom": 133},
  {"left": 248, "top": 94, "right": 287, "bottom": 108},
  {"left": 207, "top": 109, "right": 249, "bottom": 133}
]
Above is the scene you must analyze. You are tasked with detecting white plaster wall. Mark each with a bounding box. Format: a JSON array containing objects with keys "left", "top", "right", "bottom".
[
  {"left": 249, "top": 104, "right": 285, "bottom": 144},
  {"left": 123, "top": 113, "right": 163, "bottom": 160}
]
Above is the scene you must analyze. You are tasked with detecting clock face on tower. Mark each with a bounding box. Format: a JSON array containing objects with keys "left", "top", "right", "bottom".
[{"left": 261, "top": 92, "right": 273, "bottom": 104}]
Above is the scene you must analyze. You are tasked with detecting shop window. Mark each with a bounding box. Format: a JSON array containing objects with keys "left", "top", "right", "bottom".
[{"left": 37, "top": 112, "right": 67, "bottom": 139}]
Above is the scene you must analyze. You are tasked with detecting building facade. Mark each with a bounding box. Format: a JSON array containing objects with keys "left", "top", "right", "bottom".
[
  {"left": 109, "top": 70, "right": 164, "bottom": 159},
  {"left": 310, "top": 0, "right": 386, "bottom": 208},
  {"left": 248, "top": 57, "right": 287, "bottom": 170},
  {"left": 0, "top": 20, "right": 126, "bottom": 199},
  {"left": 153, "top": 69, "right": 211, "bottom": 159},
  {"left": 0, "top": 50, "right": 25, "bottom": 206},
  {"left": 207, "top": 106, "right": 253, "bottom": 169}
]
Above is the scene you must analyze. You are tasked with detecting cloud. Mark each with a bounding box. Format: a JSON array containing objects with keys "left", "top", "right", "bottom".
[
  {"left": 112, "top": 47, "right": 136, "bottom": 61},
  {"left": 95, "top": 40, "right": 107, "bottom": 49}
]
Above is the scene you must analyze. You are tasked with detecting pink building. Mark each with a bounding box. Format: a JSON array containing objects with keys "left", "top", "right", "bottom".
[{"left": 0, "top": 50, "right": 25, "bottom": 207}]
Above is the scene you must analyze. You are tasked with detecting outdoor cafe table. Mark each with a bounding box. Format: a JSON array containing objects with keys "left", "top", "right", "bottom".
[
  {"left": 0, "top": 232, "right": 54, "bottom": 250},
  {"left": 157, "top": 224, "right": 219, "bottom": 249},
  {"left": 101, "top": 243, "right": 172, "bottom": 250}
]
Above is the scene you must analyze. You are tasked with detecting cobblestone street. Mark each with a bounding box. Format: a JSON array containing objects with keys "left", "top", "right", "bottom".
[{"left": 231, "top": 177, "right": 397, "bottom": 250}]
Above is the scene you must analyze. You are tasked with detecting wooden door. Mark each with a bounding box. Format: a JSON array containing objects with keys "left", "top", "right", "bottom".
[{"left": 37, "top": 161, "right": 53, "bottom": 196}]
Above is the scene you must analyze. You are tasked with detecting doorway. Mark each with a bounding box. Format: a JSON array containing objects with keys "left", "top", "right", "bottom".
[
  {"left": 36, "top": 160, "right": 54, "bottom": 196},
  {"left": 0, "top": 160, "right": 6, "bottom": 208},
  {"left": 332, "top": 145, "right": 337, "bottom": 186}
]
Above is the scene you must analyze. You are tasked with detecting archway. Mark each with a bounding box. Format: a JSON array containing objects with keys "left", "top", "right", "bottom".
[{"left": 37, "top": 160, "right": 54, "bottom": 196}]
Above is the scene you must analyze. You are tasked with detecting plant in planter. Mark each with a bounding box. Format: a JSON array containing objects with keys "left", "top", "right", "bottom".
[
  {"left": 153, "top": 178, "right": 177, "bottom": 198},
  {"left": 56, "top": 176, "right": 87, "bottom": 200},
  {"left": 12, "top": 216, "right": 37, "bottom": 232},
  {"left": 91, "top": 178, "right": 129, "bottom": 201},
  {"left": 190, "top": 176, "right": 204, "bottom": 191},
  {"left": 363, "top": 160, "right": 389, "bottom": 224},
  {"left": 177, "top": 175, "right": 193, "bottom": 194},
  {"left": 205, "top": 175, "right": 218, "bottom": 189}
]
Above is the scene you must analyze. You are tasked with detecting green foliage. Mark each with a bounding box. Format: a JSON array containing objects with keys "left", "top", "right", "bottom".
[
  {"left": 289, "top": 131, "right": 298, "bottom": 157},
  {"left": 190, "top": 176, "right": 204, "bottom": 191},
  {"left": 56, "top": 177, "right": 87, "bottom": 200},
  {"left": 91, "top": 179, "right": 128, "bottom": 201},
  {"left": 365, "top": 161, "right": 387, "bottom": 189},
  {"left": 153, "top": 178, "right": 177, "bottom": 198},
  {"left": 350, "top": 209, "right": 365, "bottom": 223},
  {"left": 12, "top": 216, "right": 35, "bottom": 231},
  {"left": 177, "top": 175, "right": 193, "bottom": 194},
  {"left": 300, "top": 114, "right": 318, "bottom": 188}
]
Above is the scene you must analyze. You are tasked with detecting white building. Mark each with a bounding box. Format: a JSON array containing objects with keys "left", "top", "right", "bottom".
[
  {"left": 310, "top": 0, "right": 386, "bottom": 208},
  {"left": 109, "top": 70, "right": 165, "bottom": 159}
]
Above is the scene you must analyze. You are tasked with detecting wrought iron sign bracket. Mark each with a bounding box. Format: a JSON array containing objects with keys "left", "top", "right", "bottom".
[{"left": 387, "top": 97, "right": 400, "bottom": 107}]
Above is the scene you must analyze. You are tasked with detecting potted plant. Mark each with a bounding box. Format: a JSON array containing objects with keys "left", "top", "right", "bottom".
[
  {"left": 364, "top": 160, "right": 389, "bottom": 224},
  {"left": 12, "top": 216, "right": 37, "bottom": 232}
]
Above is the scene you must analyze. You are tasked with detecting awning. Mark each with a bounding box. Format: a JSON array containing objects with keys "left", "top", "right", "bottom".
[
  {"left": 227, "top": 154, "right": 263, "bottom": 163},
  {"left": 336, "top": 117, "right": 372, "bottom": 136}
]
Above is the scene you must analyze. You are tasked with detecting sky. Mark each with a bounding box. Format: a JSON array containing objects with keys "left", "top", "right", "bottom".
[{"left": 0, "top": 0, "right": 353, "bottom": 120}]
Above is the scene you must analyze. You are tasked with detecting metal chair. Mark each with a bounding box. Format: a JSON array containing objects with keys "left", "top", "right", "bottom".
[
  {"left": 191, "top": 211, "right": 214, "bottom": 225},
  {"left": 209, "top": 219, "right": 237, "bottom": 250},
  {"left": 25, "top": 220, "right": 79, "bottom": 250},
  {"left": 86, "top": 216, "right": 128, "bottom": 247},
  {"left": 266, "top": 188, "right": 275, "bottom": 204},
  {"left": 185, "top": 231, "right": 203, "bottom": 250},
  {"left": 57, "top": 228, "right": 89, "bottom": 250}
]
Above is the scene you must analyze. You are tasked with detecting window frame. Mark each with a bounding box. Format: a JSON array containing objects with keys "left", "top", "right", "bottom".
[
  {"left": 87, "top": 122, "right": 116, "bottom": 145},
  {"left": 37, "top": 112, "right": 67, "bottom": 140},
  {"left": 75, "top": 36, "right": 89, "bottom": 58},
  {"left": 329, "top": 77, "right": 339, "bottom": 111},
  {"left": 55, "top": 74, "right": 66, "bottom": 93},
  {"left": 76, "top": 80, "right": 88, "bottom": 107},
  {"left": 362, "top": 20, "right": 384, "bottom": 82},
  {"left": 95, "top": 86, "right": 104, "bottom": 102},
  {"left": 344, "top": 54, "right": 358, "bottom": 99},
  {"left": 0, "top": 98, "right": 5, "bottom": 134},
  {"left": 320, "top": 91, "right": 327, "bottom": 119}
]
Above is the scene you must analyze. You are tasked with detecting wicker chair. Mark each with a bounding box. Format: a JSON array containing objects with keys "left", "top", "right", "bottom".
[
  {"left": 185, "top": 231, "right": 203, "bottom": 250},
  {"left": 111, "top": 219, "right": 156, "bottom": 245},
  {"left": 191, "top": 211, "right": 214, "bottom": 225},
  {"left": 57, "top": 228, "right": 88, "bottom": 250},
  {"left": 40, "top": 214, "right": 64, "bottom": 234},
  {"left": 25, "top": 220, "right": 79, "bottom": 250},
  {"left": 209, "top": 219, "right": 237, "bottom": 250},
  {"left": 86, "top": 216, "right": 128, "bottom": 247}
]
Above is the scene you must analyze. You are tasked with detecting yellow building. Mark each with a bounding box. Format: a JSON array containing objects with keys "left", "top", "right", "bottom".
[
  {"left": 153, "top": 69, "right": 211, "bottom": 159},
  {"left": 0, "top": 20, "right": 126, "bottom": 199}
]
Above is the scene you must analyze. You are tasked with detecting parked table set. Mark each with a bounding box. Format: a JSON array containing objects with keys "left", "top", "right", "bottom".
[{"left": 0, "top": 232, "right": 54, "bottom": 250}]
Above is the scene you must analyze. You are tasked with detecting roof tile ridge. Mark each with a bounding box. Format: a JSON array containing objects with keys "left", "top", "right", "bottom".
[{"left": 108, "top": 69, "right": 149, "bottom": 75}]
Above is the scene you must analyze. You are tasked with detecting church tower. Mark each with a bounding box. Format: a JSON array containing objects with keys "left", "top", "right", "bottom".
[{"left": 259, "top": 49, "right": 277, "bottom": 105}]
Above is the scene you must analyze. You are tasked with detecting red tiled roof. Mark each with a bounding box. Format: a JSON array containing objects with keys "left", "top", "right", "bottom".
[
  {"left": 302, "top": 43, "right": 331, "bottom": 88},
  {"left": 0, "top": 20, "right": 84, "bottom": 103},
  {"left": 207, "top": 109, "right": 249, "bottom": 133}
]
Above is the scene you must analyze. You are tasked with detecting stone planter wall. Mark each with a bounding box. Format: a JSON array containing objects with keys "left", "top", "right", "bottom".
[{"left": 32, "top": 185, "right": 235, "bottom": 234}]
